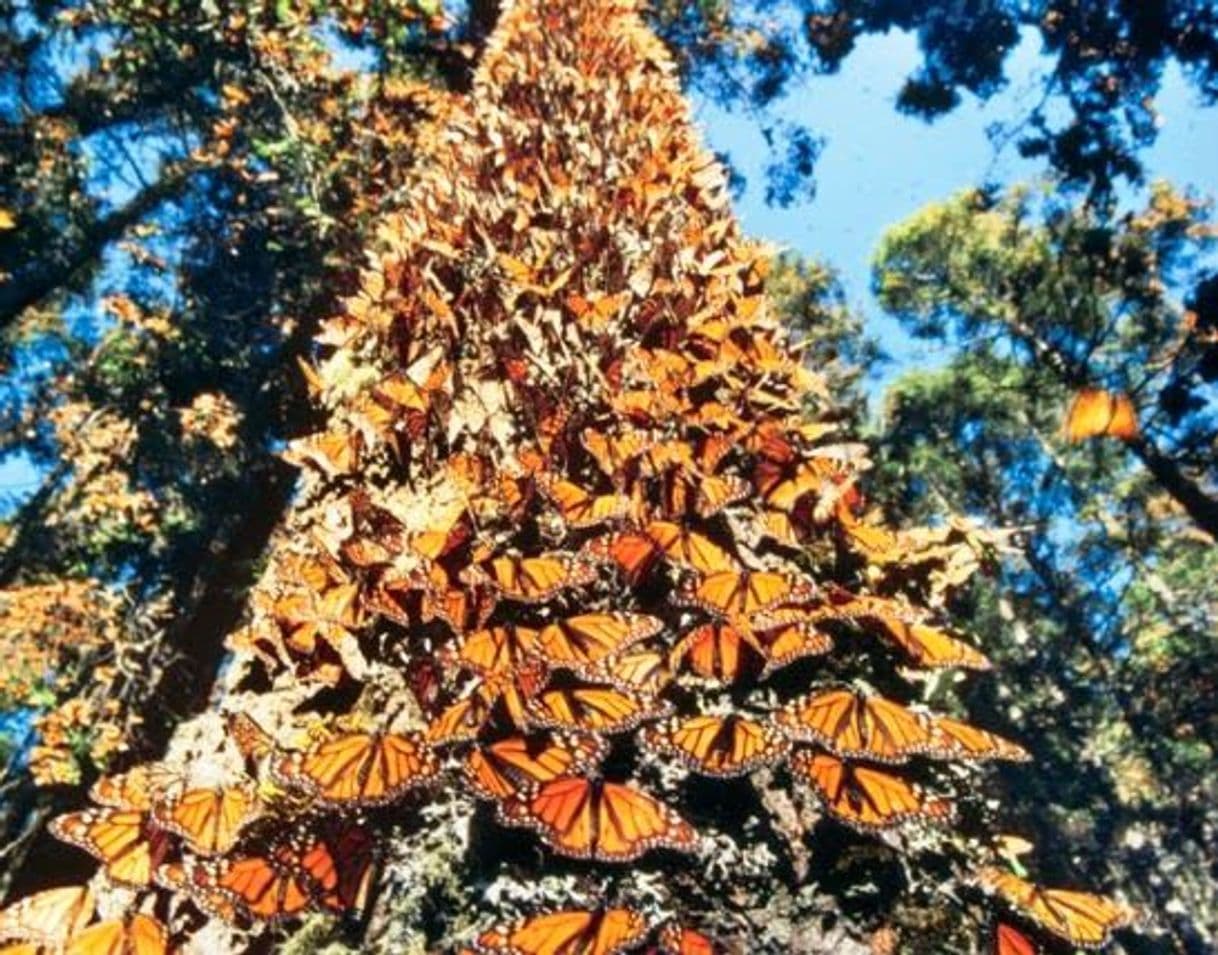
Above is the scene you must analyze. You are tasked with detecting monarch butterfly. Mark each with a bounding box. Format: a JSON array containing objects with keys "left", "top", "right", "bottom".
[
  {"left": 932, "top": 717, "right": 1030, "bottom": 763},
  {"left": 540, "top": 477, "right": 635, "bottom": 529},
  {"left": 994, "top": 923, "right": 1037, "bottom": 955},
  {"left": 789, "top": 751, "right": 952, "bottom": 832},
  {"left": 498, "top": 776, "right": 696, "bottom": 860},
  {"left": 200, "top": 841, "right": 324, "bottom": 922},
  {"left": 753, "top": 458, "right": 835, "bottom": 513},
  {"left": 525, "top": 685, "right": 671, "bottom": 735},
  {"left": 154, "top": 861, "right": 240, "bottom": 925},
  {"left": 582, "top": 428, "right": 646, "bottom": 483},
  {"left": 757, "top": 509, "right": 802, "bottom": 547},
  {"left": 641, "top": 714, "right": 790, "bottom": 777},
  {"left": 426, "top": 691, "right": 496, "bottom": 745},
  {"left": 304, "top": 823, "right": 377, "bottom": 914},
  {"left": 0, "top": 886, "right": 93, "bottom": 947},
  {"left": 659, "top": 923, "right": 718, "bottom": 955},
  {"left": 633, "top": 440, "right": 696, "bottom": 478},
  {"left": 49, "top": 809, "right": 170, "bottom": 888},
  {"left": 283, "top": 429, "right": 361, "bottom": 477},
  {"left": 976, "top": 868, "right": 1133, "bottom": 948},
  {"left": 465, "top": 734, "right": 608, "bottom": 801},
  {"left": 453, "top": 625, "right": 541, "bottom": 676},
  {"left": 567, "top": 288, "right": 632, "bottom": 329},
  {"left": 757, "top": 621, "right": 834, "bottom": 675},
  {"left": 406, "top": 517, "right": 473, "bottom": 563},
  {"left": 579, "top": 648, "right": 672, "bottom": 694},
  {"left": 420, "top": 577, "right": 498, "bottom": 633},
  {"left": 677, "top": 570, "right": 809, "bottom": 622},
  {"left": 463, "top": 553, "right": 598, "bottom": 604},
  {"left": 655, "top": 468, "right": 749, "bottom": 519},
  {"left": 64, "top": 913, "right": 168, "bottom": 955},
  {"left": 670, "top": 621, "right": 765, "bottom": 684},
  {"left": 226, "top": 711, "right": 275, "bottom": 763},
  {"left": 89, "top": 763, "right": 180, "bottom": 812},
  {"left": 1062, "top": 388, "right": 1138, "bottom": 443},
  {"left": 474, "top": 907, "right": 649, "bottom": 955},
  {"left": 874, "top": 618, "right": 991, "bottom": 671},
  {"left": 775, "top": 688, "right": 938, "bottom": 763},
  {"left": 642, "top": 521, "right": 737, "bottom": 575},
  {"left": 274, "top": 730, "right": 438, "bottom": 807},
  {"left": 537, "top": 613, "right": 663, "bottom": 670},
  {"left": 152, "top": 782, "right": 263, "bottom": 856},
  {"left": 580, "top": 532, "right": 660, "bottom": 584}
]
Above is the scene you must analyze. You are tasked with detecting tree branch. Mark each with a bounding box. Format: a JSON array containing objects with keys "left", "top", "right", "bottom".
[
  {"left": 0, "top": 165, "right": 195, "bottom": 328},
  {"left": 1127, "top": 435, "right": 1218, "bottom": 540}
]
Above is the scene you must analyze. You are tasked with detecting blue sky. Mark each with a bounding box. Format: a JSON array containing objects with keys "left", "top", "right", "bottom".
[{"left": 692, "top": 27, "right": 1218, "bottom": 394}]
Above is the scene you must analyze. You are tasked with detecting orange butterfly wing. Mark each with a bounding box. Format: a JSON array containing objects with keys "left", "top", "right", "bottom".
[
  {"left": 49, "top": 810, "right": 168, "bottom": 887},
  {"left": 644, "top": 521, "right": 736, "bottom": 574},
  {"left": 152, "top": 783, "right": 262, "bottom": 856},
  {"left": 525, "top": 685, "right": 671, "bottom": 735},
  {"left": 583, "top": 532, "right": 661, "bottom": 584},
  {"left": 932, "top": 717, "right": 1030, "bottom": 762},
  {"left": 468, "top": 554, "right": 596, "bottom": 603},
  {"left": 301, "top": 824, "right": 377, "bottom": 914},
  {"left": 537, "top": 613, "right": 663, "bottom": 669},
  {"left": 465, "top": 734, "right": 608, "bottom": 801},
  {"left": 455, "top": 626, "right": 541, "bottom": 676},
  {"left": 876, "top": 619, "right": 991, "bottom": 671},
  {"left": 672, "top": 622, "right": 764, "bottom": 683},
  {"left": 660, "top": 923, "right": 718, "bottom": 955},
  {"left": 756, "top": 621, "right": 833, "bottom": 675},
  {"left": 478, "top": 908, "right": 649, "bottom": 955},
  {"left": 680, "top": 571, "right": 807, "bottom": 622},
  {"left": 776, "top": 689, "right": 937, "bottom": 763},
  {"left": 226, "top": 712, "right": 275, "bottom": 762},
  {"left": 275, "top": 731, "right": 438, "bottom": 807},
  {"left": 790, "top": 751, "right": 951, "bottom": 831},
  {"left": 541, "top": 478, "right": 631, "bottom": 529},
  {"left": 643, "top": 714, "right": 789, "bottom": 777},
  {"left": 1063, "top": 388, "right": 1138, "bottom": 442},
  {"left": 426, "top": 689, "right": 497, "bottom": 745},
  {"left": 994, "top": 923, "right": 1037, "bottom": 955},
  {"left": 89, "top": 763, "right": 180, "bottom": 811},
  {"left": 211, "top": 847, "right": 317, "bottom": 921},
  {"left": 64, "top": 913, "right": 168, "bottom": 955},
  {"left": 500, "top": 777, "right": 696, "bottom": 861},
  {"left": 978, "top": 868, "right": 1133, "bottom": 948},
  {"left": 0, "top": 887, "right": 94, "bottom": 947},
  {"left": 583, "top": 648, "right": 672, "bottom": 694}
]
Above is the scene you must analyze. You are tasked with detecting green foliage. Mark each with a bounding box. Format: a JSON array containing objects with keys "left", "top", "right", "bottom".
[{"left": 871, "top": 185, "right": 1218, "bottom": 950}]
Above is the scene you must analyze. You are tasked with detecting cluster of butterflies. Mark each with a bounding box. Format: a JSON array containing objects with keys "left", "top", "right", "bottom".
[{"left": 1, "top": 1, "right": 1134, "bottom": 952}]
